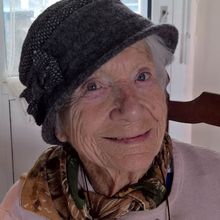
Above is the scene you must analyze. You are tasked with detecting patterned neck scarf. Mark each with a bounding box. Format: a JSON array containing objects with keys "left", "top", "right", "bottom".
[{"left": 21, "top": 133, "right": 173, "bottom": 220}]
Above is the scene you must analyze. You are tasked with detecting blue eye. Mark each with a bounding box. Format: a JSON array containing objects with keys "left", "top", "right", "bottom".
[
  {"left": 86, "top": 81, "right": 102, "bottom": 92},
  {"left": 87, "top": 82, "right": 98, "bottom": 91},
  {"left": 136, "top": 72, "right": 150, "bottom": 81}
]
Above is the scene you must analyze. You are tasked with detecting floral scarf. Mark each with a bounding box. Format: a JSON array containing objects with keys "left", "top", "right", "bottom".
[{"left": 21, "top": 133, "right": 173, "bottom": 220}]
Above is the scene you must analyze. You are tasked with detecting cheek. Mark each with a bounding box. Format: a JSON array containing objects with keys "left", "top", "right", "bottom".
[
  {"left": 142, "top": 82, "right": 167, "bottom": 121},
  {"left": 140, "top": 83, "right": 167, "bottom": 141},
  {"left": 153, "top": 90, "right": 167, "bottom": 124},
  {"left": 63, "top": 104, "right": 89, "bottom": 149},
  {"left": 64, "top": 102, "right": 107, "bottom": 163}
]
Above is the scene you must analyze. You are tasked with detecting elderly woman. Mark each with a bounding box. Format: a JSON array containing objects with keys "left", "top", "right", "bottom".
[{"left": 1, "top": 0, "right": 220, "bottom": 219}]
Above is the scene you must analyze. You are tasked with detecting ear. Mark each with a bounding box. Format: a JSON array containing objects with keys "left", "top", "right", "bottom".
[
  {"left": 55, "top": 115, "right": 68, "bottom": 142},
  {"left": 55, "top": 129, "right": 68, "bottom": 142}
]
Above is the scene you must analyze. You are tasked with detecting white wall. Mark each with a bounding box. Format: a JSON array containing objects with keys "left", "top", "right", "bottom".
[
  {"left": 191, "top": 0, "right": 220, "bottom": 151},
  {"left": 0, "top": 84, "right": 48, "bottom": 201},
  {"left": 152, "top": 0, "right": 220, "bottom": 151},
  {"left": 0, "top": 84, "right": 13, "bottom": 202},
  {"left": 151, "top": 0, "right": 193, "bottom": 144},
  {"left": 9, "top": 98, "right": 47, "bottom": 181}
]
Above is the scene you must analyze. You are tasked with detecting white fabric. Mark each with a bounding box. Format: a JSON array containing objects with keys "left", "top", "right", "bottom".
[{"left": 1, "top": 140, "right": 220, "bottom": 220}]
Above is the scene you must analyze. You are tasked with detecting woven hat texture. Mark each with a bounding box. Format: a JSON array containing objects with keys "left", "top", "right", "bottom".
[{"left": 19, "top": 0, "right": 178, "bottom": 144}]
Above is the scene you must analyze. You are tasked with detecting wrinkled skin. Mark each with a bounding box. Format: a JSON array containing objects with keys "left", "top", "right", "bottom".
[{"left": 56, "top": 40, "right": 167, "bottom": 196}]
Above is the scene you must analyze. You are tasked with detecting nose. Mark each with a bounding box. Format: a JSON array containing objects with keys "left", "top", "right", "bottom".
[{"left": 109, "top": 86, "right": 144, "bottom": 123}]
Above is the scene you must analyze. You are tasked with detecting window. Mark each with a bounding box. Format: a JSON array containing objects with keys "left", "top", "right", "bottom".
[
  {"left": 2, "top": 0, "right": 58, "bottom": 77},
  {"left": 122, "top": 0, "right": 139, "bottom": 13},
  {"left": 1, "top": 0, "right": 148, "bottom": 78}
]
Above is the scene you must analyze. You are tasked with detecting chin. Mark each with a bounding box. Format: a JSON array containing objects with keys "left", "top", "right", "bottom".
[{"left": 114, "top": 153, "right": 154, "bottom": 174}]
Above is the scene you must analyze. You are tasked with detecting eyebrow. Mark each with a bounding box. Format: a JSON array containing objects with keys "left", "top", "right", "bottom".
[{"left": 87, "top": 68, "right": 106, "bottom": 80}]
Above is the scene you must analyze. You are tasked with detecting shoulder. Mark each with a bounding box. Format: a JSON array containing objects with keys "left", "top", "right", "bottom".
[
  {"left": 173, "top": 140, "right": 220, "bottom": 160},
  {"left": 173, "top": 140, "right": 220, "bottom": 176},
  {"left": 0, "top": 180, "right": 22, "bottom": 219},
  {"left": 0, "top": 179, "right": 47, "bottom": 220},
  {"left": 170, "top": 140, "right": 220, "bottom": 217}
]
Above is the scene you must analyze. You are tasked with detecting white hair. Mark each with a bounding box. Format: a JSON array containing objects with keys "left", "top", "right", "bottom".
[{"left": 144, "top": 35, "right": 174, "bottom": 90}]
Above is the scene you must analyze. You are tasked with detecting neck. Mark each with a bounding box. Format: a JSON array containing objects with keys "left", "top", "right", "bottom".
[{"left": 80, "top": 161, "right": 147, "bottom": 196}]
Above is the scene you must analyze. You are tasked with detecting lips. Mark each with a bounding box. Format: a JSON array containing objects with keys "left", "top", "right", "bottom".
[{"left": 103, "top": 130, "right": 151, "bottom": 144}]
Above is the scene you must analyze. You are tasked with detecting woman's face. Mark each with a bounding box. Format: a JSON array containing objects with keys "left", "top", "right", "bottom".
[{"left": 59, "top": 40, "right": 167, "bottom": 173}]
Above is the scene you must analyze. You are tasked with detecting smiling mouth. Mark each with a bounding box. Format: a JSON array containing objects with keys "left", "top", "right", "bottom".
[{"left": 103, "top": 130, "right": 151, "bottom": 144}]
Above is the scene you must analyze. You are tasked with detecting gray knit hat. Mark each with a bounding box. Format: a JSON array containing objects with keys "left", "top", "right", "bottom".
[{"left": 19, "top": 0, "right": 178, "bottom": 145}]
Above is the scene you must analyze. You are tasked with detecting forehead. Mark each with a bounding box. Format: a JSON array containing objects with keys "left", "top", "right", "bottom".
[{"left": 93, "top": 40, "right": 153, "bottom": 77}]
